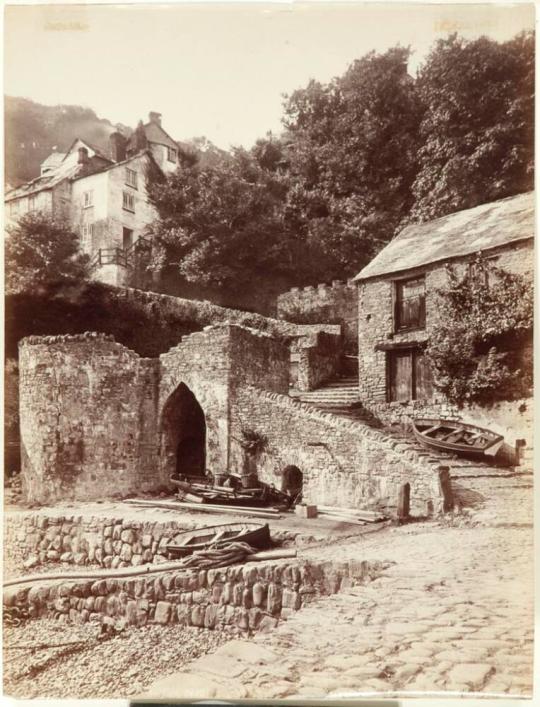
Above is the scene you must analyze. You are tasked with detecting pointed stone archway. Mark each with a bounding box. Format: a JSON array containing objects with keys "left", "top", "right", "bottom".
[{"left": 160, "top": 383, "right": 206, "bottom": 480}]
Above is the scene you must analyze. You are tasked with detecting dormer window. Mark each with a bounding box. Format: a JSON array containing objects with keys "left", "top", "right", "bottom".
[
  {"left": 83, "top": 191, "right": 94, "bottom": 208},
  {"left": 167, "top": 147, "right": 177, "bottom": 163},
  {"left": 122, "top": 191, "right": 135, "bottom": 212},
  {"left": 125, "top": 168, "right": 138, "bottom": 189},
  {"left": 394, "top": 276, "right": 426, "bottom": 332}
]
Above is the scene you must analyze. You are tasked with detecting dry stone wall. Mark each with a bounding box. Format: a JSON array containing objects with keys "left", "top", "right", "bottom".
[
  {"left": 4, "top": 552, "right": 384, "bottom": 636},
  {"left": 229, "top": 386, "right": 445, "bottom": 515}
]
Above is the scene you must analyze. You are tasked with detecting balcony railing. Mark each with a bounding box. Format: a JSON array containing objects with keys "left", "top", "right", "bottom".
[{"left": 89, "top": 236, "right": 151, "bottom": 271}]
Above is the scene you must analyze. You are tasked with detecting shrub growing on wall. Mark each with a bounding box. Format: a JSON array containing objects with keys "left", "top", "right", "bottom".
[{"left": 426, "top": 256, "right": 533, "bottom": 406}]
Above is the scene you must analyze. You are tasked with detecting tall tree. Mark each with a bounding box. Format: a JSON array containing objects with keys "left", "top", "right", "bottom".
[
  {"left": 410, "top": 31, "right": 534, "bottom": 222},
  {"left": 5, "top": 211, "right": 89, "bottom": 294},
  {"left": 145, "top": 149, "right": 297, "bottom": 292},
  {"left": 282, "top": 47, "right": 422, "bottom": 279}
]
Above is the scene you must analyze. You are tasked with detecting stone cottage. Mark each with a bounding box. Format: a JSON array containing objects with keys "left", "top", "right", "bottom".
[
  {"left": 353, "top": 191, "right": 534, "bottom": 429},
  {"left": 5, "top": 112, "right": 182, "bottom": 286}
]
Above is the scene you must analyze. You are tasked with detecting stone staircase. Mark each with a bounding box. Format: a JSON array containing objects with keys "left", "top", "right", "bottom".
[
  {"left": 289, "top": 376, "right": 381, "bottom": 426},
  {"left": 289, "top": 375, "right": 533, "bottom": 514}
]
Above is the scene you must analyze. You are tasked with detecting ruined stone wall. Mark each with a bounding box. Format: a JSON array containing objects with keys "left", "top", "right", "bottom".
[
  {"left": 19, "top": 333, "right": 161, "bottom": 504},
  {"left": 357, "top": 240, "right": 534, "bottom": 427},
  {"left": 229, "top": 386, "right": 445, "bottom": 514},
  {"left": 277, "top": 281, "right": 358, "bottom": 352},
  {"left": 109, "top": 285, "right": 341, "bottom": 342}
]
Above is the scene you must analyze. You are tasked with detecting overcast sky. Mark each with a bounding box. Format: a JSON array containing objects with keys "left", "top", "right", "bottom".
[{"left": 4, "top": 2, "right": 535, "bottom": 149}]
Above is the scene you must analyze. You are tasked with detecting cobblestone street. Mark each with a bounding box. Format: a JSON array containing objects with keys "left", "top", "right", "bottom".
[{"left": 143, "top": 469, "right": 534, "bottom": 700}]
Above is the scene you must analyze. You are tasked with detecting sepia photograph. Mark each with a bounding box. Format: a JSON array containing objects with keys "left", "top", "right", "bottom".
[{"left": 2, "top": 1, "right": 536, "bottom": 702}]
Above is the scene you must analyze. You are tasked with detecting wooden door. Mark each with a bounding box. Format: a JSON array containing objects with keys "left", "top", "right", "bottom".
[{"left": 389, "top": 352, "right": 413, "bottom": 402}]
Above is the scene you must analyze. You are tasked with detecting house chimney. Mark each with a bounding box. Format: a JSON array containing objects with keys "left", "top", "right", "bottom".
[
  {"left": 149, "top": 111, "right": 162, "bottom": 126},
  {"left": 109, "top": 131, "right": 127, "bottom": 162},
  {"left": 78, "top": 146, "right": 89, "bottom": 165}
]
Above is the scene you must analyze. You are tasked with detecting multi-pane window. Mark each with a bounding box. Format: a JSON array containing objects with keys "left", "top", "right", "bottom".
[
  {"left": 394, "top": 276, "right": 426, "bottom": 331},
  {"left": 125, "top": 168, "right": 138, "bottom": 189},
  {"left": 122, "top": 191, "right": 135, "bottom": 212},
  {"left": 28, "top": 194, "right": 37, "bottom": 211},
  {"left": 81, "top": 222, "right": 94, "bottom": 251},
  {"left": 387, "top": 349, "right": 433, "bottom": 403},
  {"left": 167, "top": 146, "right": 177, "bottom": 163},
  {"left": 83, "top": 191, "right": 94, "bottom": 208}
]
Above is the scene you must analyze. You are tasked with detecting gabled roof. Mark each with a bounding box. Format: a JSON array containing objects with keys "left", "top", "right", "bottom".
[
  {"left": 142, "top": 120, "right": 179, "bottom": 150},
  {"left": 354, "top": 192, "right": 534, "bottom": 282},
  {"left": 41, "top": 151, "right": 66, "bottom": 171},
  {"left": 61, "top": 137, "right": 109, "bottom": 163},
  {"left": 71, "top": 148, "right": 159, "bottom": 182}
]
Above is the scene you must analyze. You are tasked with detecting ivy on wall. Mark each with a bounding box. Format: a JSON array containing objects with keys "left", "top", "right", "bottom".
[{"left": 426, "top": 255, "right": 533, "bottom": 407}]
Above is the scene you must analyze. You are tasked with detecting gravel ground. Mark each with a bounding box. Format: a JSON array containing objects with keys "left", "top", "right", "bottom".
[{"left": 3, "top": 618, "right": 229, "bottom": 699}]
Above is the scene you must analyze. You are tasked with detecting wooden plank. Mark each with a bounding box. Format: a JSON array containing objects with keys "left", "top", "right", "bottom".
[
  {"left": 317, "top": 512, "right": 367, "bottom": 526},
  {"left": 318, "top": 505, "right": 381, "bottom": 519},
  {"left": 124, "top": 499, "right": 281, "bottom": 520}
]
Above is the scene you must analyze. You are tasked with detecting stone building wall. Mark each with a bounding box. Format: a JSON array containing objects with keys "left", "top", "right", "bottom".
[
  {"left": 277, "top": 281, "right": 358, "bottom": 352},
  {"left": 229, "top": 386, "right": 445, "bottom": 515},
  {"left": 357, "top": 239, "right": 534, "bottom": 428},
  {"left": 19, "top": 333, "right": 161, "bottom": 504}
]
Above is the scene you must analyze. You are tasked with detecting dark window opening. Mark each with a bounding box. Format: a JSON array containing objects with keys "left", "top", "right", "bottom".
[
  {"left": 123, "top": 227, "right": 134, "bottom": 250},
  {"left": 387, "top": 348, "right": 433, "bottom": 402},
  {"left": 395, "top": 276, "right": 426, "bottom": 332}
]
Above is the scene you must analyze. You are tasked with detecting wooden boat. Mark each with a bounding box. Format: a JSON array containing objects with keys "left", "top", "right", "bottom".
[
  {"left": 412, "top": 418, "right": 504, "bottom": 458},
  {"left": 165, "top": 522, "right": 271, "bottom": 558},
  {"left": 170, "top": 477, "right": 292, "bottom": 508}
]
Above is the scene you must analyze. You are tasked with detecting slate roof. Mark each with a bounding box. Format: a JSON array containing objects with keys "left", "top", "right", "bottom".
[
  {"left": 354, "top": 192, "right": 535, "bottom": 281},
  {"left": 5, "top": 156, "right": 111, "bottom": 201},
  {"left": 41, "top": 151, "right": 66, "bottom": 171}
]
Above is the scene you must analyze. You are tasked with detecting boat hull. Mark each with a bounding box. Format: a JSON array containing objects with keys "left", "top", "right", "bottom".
[
  {"left": 165, "top": 522, "right": 271, "bottom": 558},
  {"left": 412, "top": 418, "right": 504, "bottom": 459}
]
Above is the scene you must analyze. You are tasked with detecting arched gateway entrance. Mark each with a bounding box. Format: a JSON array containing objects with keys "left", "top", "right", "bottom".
[{"left": 160, "top": 383, "right": 206, "bottom": 479}]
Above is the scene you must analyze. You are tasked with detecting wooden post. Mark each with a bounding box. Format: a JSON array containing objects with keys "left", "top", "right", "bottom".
[
  {"left": 438, "top": 466, "right": 454, "bottom": 513},
  {"left": 397, "top": 482, "right": 410, "bottom": 523}
]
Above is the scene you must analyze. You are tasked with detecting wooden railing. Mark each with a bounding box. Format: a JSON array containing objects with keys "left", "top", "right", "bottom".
[{"left": 89, "top": 236, "right": 151, "bottom": 271}]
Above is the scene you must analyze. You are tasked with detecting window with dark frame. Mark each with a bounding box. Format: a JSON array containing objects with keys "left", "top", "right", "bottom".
[
  {"left": 167, "top": 146, "right": 177, "bottom": 163},
  {"left": 125, "top": 168, "right": 138, "bottom": 189},
  {"left": 122, "top": 191, "right": 135, "bottom": 212},
  {"left": 394, "top": 276, "right": 426, "bottom": 331},
  {"left": 387, "top": 348, "right": 433, "bottom": 403},
  {"left": 83, "top": 190, "right": 93, "bottom": 208}
]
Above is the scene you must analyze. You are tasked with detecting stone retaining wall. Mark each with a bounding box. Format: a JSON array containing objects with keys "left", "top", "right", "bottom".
[
  {"left": 4, "top": 513, "right": 298, "bottom": 576},
  {"left": 4, "top": 552, "right": 385, "bottom": 634},
  {"left": 230, "top": 386, "right": 446, "bottom": 515}
]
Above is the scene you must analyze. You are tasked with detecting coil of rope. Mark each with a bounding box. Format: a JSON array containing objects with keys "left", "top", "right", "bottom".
[{"left": 179, "top": 541, "right": 257, "bottom": 570}]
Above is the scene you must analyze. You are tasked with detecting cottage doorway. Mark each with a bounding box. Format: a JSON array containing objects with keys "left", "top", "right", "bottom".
[{"left": 160, "top": 383, "right": 206, "bottom": 480}]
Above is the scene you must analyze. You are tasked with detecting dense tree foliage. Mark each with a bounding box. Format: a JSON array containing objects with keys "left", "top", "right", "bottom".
[
  {"left": 145, "top": 148, "right": 301, "bottom": 289},
  {"left": 426, "top": 257, "right": 533, "bottom": 406},
  {"left": 411, "top": 32, "right": 534, "bottom": 222},
  {"left": 5, "top": 212, "right": 90, "bottom": 294},
  {"left": 282, "top": 47, "right": 422, "bottom": 279},
  {"left": 146, "top": 32, "right": 533, "bottom": 299}
]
